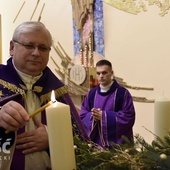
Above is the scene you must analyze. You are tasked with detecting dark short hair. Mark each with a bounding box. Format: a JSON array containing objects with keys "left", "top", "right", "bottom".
[{"left": 96, "top": 59, "right": 112, "bottom": 69}]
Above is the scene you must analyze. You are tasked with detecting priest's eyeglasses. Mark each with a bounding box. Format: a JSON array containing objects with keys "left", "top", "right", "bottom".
[{"left": 13, "top": 40, "right": 51, "bottom": 52}]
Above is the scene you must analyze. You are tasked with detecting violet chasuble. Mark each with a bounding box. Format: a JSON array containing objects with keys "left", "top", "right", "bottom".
[
  {"left": 0, "top": 57, "right": 88, "bottom": 170},
  {"left": 80, "top": 80, "right": 135, "bottom": 147}
]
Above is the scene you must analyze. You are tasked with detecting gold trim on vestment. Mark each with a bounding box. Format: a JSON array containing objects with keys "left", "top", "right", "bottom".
[
  {"left": 40, "top": 85, "right": 68, "bottom": 104},
  {"left": 0, "top": 79, "right": 26, "bottom": 98},
  {"left": 33, "top": 86, "right": 43, "bottom": 93},
  {"left": 0, "top": 79, "right": 68, "bottom": 104}
]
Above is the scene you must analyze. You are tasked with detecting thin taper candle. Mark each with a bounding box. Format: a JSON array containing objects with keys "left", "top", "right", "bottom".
[
  {"left": 29, "top": 101, "right": 53, "bottom": 118},
  {"left": 5, "top": 101, "right": 53, "bottom": 134}
]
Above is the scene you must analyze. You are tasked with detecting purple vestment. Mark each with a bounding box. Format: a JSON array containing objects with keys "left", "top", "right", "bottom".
[
  {"left": 0, "top": 58, "right": 88, "bottom": 169},
  {"left": 80, "top": 80, "right": 135, "bottom": 147}
]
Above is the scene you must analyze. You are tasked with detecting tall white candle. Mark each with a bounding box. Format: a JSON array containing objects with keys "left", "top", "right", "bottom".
[
  {"left": 154, "top": 98, "right": 170, "bottom": 139},
  {"left": 46, "top": 101, "right": 76, "bottom": 170}
]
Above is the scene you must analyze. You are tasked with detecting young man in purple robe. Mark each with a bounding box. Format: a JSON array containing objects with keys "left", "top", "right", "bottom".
[
  {"left": 80, "top": 59, "right": 136, "bottom": 148},
  {"left": 0, "top": 21, "right": 88, "bottom": 170}
]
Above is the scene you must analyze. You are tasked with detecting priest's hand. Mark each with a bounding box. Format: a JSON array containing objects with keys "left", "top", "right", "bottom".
[
  {"left": 91, "top": 108, "right": 102, "bottom": 121},
  {"left": 0, "top": 101, "right": 29, "bottom": 131},
  {"left": 16, "top": 116, "right": 49, "bottom": 154}
]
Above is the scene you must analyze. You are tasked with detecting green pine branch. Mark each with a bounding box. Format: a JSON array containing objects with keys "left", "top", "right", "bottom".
[{"left": 74, "top": 132, "right": 170, "bottom": 170}]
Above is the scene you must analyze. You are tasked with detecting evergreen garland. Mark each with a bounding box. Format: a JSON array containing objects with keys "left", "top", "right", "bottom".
[{"left": 74, "top": 132, "right": 170, "bottom": 170}]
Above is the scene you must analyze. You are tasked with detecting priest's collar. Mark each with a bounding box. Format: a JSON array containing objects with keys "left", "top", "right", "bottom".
[
  {"left": 12, "top": 59, "right": 43, "bottom": 89},
  {"left": 100, "top": 81, "right": 114, "bottom": 92}
]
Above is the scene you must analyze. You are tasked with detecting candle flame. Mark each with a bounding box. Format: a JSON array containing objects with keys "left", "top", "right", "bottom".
[{"left": 51, "top": 90, "right": 56, "bottom": 103}]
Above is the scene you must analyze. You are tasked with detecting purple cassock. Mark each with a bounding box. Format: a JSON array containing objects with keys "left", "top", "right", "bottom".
[
  {"left": 80, "top": 80, "right": 136, "bottom": 147},
  {"left": 0, "top": 57, "right": 88, "bottom": 169}
]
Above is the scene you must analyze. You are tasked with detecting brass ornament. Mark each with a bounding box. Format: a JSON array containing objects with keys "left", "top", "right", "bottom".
[{"left": 103, "top": 0, "right": 170, "bottom": 17}]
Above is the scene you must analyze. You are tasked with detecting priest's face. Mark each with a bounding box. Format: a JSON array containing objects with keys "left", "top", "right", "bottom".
[
  {"left": 9, "top": 30, "right": 51, "bottom": 76},
  {"left": 96, "top": 65, "right": 113, "bottom": 86}
]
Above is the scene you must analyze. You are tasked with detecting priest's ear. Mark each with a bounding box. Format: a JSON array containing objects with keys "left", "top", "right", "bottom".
[
  {"left": 9, "top": 40, "right": 15, "bottom": 56},
  {"left": 111, "top": 70, "right": 114, "bottom": 75},
  {"left": 111, "top": 70, "right": 114, "bottom": 79}
]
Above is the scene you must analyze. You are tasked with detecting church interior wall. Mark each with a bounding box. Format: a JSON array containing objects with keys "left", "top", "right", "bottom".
[{"left": 1, "top": 0, "right": 170, "bottom": 144}]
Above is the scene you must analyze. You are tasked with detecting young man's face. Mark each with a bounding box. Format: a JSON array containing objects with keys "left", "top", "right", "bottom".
[{"left": 96, "top": 65, "right": 113, "bottom": 86}]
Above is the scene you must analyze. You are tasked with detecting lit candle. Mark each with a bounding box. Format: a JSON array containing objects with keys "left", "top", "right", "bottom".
[
  {"left": 154, "top": 97, "right": 170, "bottom": 139},
  {"left": 46, "top": 91, "right": 76, "bottom": 170}
]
